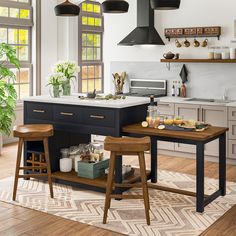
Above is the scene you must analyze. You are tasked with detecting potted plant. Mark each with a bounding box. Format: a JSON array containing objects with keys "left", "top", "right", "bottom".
[
  {"left": 47, "top": 73, "right": 64, "bottom": 98},
  {"left": 53, "top": 61, "right": 80, "bottom": 96},
  {"left": 0, "top": 43, "right": 20, "bottom": 154}
]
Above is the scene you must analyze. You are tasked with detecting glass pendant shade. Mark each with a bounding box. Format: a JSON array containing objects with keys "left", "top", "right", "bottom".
[
  {"left": 150, "top": 0, "right": 181, "bottom": 10},
  {"left": 102, "top": 0, "right": 129, "bottom": 13},
  {"left": 55, "top": 0, "right": 80, "bottom": 16}
]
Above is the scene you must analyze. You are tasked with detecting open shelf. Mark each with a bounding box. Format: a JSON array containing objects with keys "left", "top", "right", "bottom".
[
  {"left": 52, "top": 168, "right": 151, "bottom": 190},
  {"left": 160, "top": 59, "right": 236, "bottom": 63}
]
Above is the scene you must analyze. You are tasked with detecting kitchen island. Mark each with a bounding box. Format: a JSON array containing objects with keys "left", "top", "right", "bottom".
[{"left": 23, "top": 95, "right": 152, "bottom": 193}]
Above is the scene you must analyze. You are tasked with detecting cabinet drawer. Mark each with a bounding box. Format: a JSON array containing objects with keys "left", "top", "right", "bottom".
[
  {"left": 229, "top": 107, "right": 236, "bottom": 121},
  {"left": 228, "top": 140, "right": 236, "bottom": 159},
  {"left": 25, "top": 102, "right": 53, "bottom": 121},
  {"left": 158, "top": 102, "right": 175, "bottom": 115},
  {"left": 53, "top": 105, "right": 81, "bottom": 124},
  {"left": 81, "top": 108, "right": 115, "bottom": 127},
  {"left": 229, "top": 121, "right": 236, "bottom": 139}
]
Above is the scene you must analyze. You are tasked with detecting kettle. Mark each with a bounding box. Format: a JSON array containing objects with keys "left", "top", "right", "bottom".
[{"left": 163, "top": 52, "right": 175, "bottom": 59}]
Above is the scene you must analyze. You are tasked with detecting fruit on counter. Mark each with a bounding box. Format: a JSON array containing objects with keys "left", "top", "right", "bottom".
[
  {"left": 173, "top": 117, "right": 184, "bottom": 125},
  {"left": 142, "top": 121, "right": 149, "bottom": 128},
  {"left": 164, "top": 118, "right": 174, "bottom": 125}
]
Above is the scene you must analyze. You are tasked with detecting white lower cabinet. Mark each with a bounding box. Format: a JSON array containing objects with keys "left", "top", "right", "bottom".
[
  {"left": 228, "top": 107, "right": 236, "bottom": 159},
  {"left": 201, "top": 106, "right": 227, "bottom": 156},
  {"left": 161, "top": 103, "right": 228, "bottom": 157},
  {"left": 174, "top": 103, "right": 201, "bottom": 153}
]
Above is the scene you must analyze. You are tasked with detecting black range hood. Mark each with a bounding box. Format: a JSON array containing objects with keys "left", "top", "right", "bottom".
[{"left": 118, "top": 0, "right": 165, "bottom": 46}]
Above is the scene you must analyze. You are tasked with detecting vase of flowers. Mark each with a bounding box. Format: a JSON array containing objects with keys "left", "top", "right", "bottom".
[
  {"left": 53, "top": 61, "right": 80, "bottom": 96},
  {"left": 47, "top": 73, "right": 64, "bottom": 98}
]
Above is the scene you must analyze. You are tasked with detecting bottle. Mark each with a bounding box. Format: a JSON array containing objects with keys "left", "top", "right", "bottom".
[
  {"left": 149, "top": 95, "right": 155, "bottom": 106},
  {"left": 180, "top": 83, "right": 187, "bottom": 98},
  {"left": 176, "top": 81, "right": 181, "bottom": 97},
  {"left": 172, "top": 82, "right": 175, "bottom": 97}
]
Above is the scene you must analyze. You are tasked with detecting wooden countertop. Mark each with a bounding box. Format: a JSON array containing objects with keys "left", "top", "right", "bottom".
[{"left": 122, "top": 123, "right": 228, "bottom": 142}]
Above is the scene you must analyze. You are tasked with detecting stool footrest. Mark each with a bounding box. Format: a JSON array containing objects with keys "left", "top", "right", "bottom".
[
  {"left": 19, "top": 166, "right": 47, "bottom": 170},
  {"left": 18, "top": 174, "right": 48, "bottom": 178},
  {"left": 114, "top": 183, "right": 142, "bottom": 188},
  {"left": 110, "top": 194, "right": 143, "bottom": 199}
]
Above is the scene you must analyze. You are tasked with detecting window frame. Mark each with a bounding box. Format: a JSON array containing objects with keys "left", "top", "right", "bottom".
[
  {"left": 78, "top": 0, "right": 104, "bottom": 93},
  {"left": 0, "top": 0, "right": 33, "bottom": 101}
]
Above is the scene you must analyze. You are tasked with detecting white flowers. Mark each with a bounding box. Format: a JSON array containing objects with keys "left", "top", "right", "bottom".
[{"left": 53, "top": 61, "right": 80, "bottom": 80}]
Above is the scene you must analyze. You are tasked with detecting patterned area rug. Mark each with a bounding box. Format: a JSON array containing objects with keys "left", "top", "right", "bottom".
[{"left": 0, "top": 170, "right": 236, "bottom": 236}]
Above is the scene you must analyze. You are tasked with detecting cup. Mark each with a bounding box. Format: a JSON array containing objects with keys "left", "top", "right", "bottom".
[
  {"left": 183, "top": 39, "right": 190, "bottom": 48},
  {"left": 193, "top": 39, "right": 200, "bottom": 47}
]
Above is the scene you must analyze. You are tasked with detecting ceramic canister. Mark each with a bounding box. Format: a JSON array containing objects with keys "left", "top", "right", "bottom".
[{"left": 60, "top": 158, "right": 72, "bottom": 172}]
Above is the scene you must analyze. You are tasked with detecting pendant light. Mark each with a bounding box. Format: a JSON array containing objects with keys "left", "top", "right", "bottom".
[
  {"left": 150, "top": 0, "right": 181, "bottom": 10},
  {"left": 102, "top": 0, "right": 129, "bottom": 13},
  {"left": 55, "top": 0, "right": 80, "bottom": 16}
]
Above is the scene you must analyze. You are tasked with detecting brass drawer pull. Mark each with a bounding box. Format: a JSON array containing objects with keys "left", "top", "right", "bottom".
[
  {"left": 90, "top": 115, "right": 105, "bottom": 119},
  {"left": 33, "top": 109, "right": 45, "bottom": 113},
  {"left": 60, "top": 112, "right": 74, "bottom": 116}
]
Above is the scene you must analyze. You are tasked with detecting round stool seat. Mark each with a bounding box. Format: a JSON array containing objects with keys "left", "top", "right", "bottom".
[
  {"left": 13, "top": 124, "right": 54, "bottom": 139},
  {"left": 104, "top": 136, "right": 150, "bottom": 152}
]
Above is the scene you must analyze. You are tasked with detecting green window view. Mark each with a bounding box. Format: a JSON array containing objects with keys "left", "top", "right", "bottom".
[
  {"left": 0, "top": 0, "right": 32, "bottom": 101},
  {"left": 80, "top": 0, "right": 103, "bottom": 93}
]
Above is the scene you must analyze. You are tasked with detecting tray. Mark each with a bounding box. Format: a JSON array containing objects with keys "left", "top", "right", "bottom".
[{"left": 164, "top": 124, "right": 209, "bottom": 132}]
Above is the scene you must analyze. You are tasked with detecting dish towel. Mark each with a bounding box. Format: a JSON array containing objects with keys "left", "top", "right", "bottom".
[{"left": 179, "top": 64, "right": 188, "bottom": 83}]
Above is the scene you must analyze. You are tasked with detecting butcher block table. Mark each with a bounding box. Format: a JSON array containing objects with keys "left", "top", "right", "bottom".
[{"left": 122, "top": 124, "right": 229, "bottom": 213}]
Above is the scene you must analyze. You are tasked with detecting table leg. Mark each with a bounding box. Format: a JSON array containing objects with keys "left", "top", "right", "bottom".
[
  {"left": 196, "top": 142, "right": 205, "bottom": 213},
  {"left": 219, "top": 133, "right": 226, "bottom": 196},
  {"left": 151, "top": 137, "right": 157, "bottom": 183},
  {"left": 114, "top": 156, "right": 123, "bottom": 196}
]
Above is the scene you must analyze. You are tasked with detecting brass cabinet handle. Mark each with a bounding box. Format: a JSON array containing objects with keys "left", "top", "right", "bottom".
[
  {"left": 90, "top": 115, "right": 105, "bottom": 119},
  {"left": 60, "top": 112, "right": 74, "bottom": 116},
  {"left": 33, "top": 109, "right": 45, "bottom": 113}
]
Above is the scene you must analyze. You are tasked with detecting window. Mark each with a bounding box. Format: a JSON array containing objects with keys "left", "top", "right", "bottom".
[
  {"left": 0, "top": 0, "right": 33, "bottom": 101},
  {"left": 79, "top": 0, "right": 103, "bottom": 93}
]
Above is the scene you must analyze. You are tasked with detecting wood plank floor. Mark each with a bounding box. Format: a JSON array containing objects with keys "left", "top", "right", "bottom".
[{"left": 0, "top": 143, "right": 235, "bottom": 235}]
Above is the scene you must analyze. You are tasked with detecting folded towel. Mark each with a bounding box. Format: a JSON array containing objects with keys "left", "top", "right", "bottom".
[{"left": 179, "top": 64, "right": 188, "bottom": 83}]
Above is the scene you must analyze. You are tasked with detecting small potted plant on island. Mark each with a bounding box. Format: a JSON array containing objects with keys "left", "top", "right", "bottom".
[
  {"left": 0, "top": 43, "right": 20, "bottom": 154},
  {"left": 53, "top": 61, "right": 80, "bottom": 96},
  {"left": 47, "top": 73, "right": 64, "bottom": 98}
]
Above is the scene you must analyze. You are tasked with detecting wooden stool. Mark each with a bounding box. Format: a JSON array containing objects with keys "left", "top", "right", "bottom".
[
  {"left": 103, "top": 136, "right": 151, "bottom": 225},
  {"left": 12, "top": 124, "right": 54, "bottom": 201}
]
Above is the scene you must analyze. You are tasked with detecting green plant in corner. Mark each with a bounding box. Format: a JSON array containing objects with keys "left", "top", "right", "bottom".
[{"left": 0, "top": 43, "right": 20, "bottom": 136}]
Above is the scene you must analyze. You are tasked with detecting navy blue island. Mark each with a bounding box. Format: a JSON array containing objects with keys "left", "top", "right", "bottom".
[{"left": 23, "top": 95, "right": 154, "bottom": 193}]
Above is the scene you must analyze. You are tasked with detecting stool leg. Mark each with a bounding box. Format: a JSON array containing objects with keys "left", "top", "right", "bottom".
[
  {"left": 43, "top": 138, "right": 54, "bottom": 198},
  {"left": 103, "top": 152, "right": 116, "bottom": 224},
  {"left": 13, "top": 138, "right": 24, "bottom": 201},
  {"left": 138, "top": 152, "right": 150, "bottom": 225}
]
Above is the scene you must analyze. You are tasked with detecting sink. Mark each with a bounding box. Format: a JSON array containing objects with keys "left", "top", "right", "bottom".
[
  {"left": 186, "top": 98, "right": 234, "bottom": 103},
  {"left": 186, "top": 98, "right": 215, "bottom": 102}
]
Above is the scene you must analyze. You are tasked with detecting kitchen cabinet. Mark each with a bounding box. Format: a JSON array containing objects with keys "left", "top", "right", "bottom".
[
  {"left": 228, "top": 107, "right": 236, "bottom": 159},
  {"left": 201, "top": 106, "right": 227, "bottom": 156},
  {"left": 174, "top": 104, "right": 201, "bottom": 153},
  {"left": 24, "top": 100, "right": 148, "bottom": 192},
  {"left": 158, "top": 102, "right": 175, "bottom": 151},
  {"left": 174, "top": 104, "right": 227, "bottom": 156}
]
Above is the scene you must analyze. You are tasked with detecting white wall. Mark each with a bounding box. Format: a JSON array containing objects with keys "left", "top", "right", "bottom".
[
  {"left": 56, "top": 0, "right": 236, "bottom": 95},
  {"left": 41, "top": 0, "right": 58, "bottom": 95}
]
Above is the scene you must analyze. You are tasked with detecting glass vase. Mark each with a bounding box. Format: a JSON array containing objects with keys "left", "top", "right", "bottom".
[
  {"left": 62, "top": 80, "right": 71, "bottom": 96},
  {"left": 51, "top": 85, "right": 61, "bottom": 98}
]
